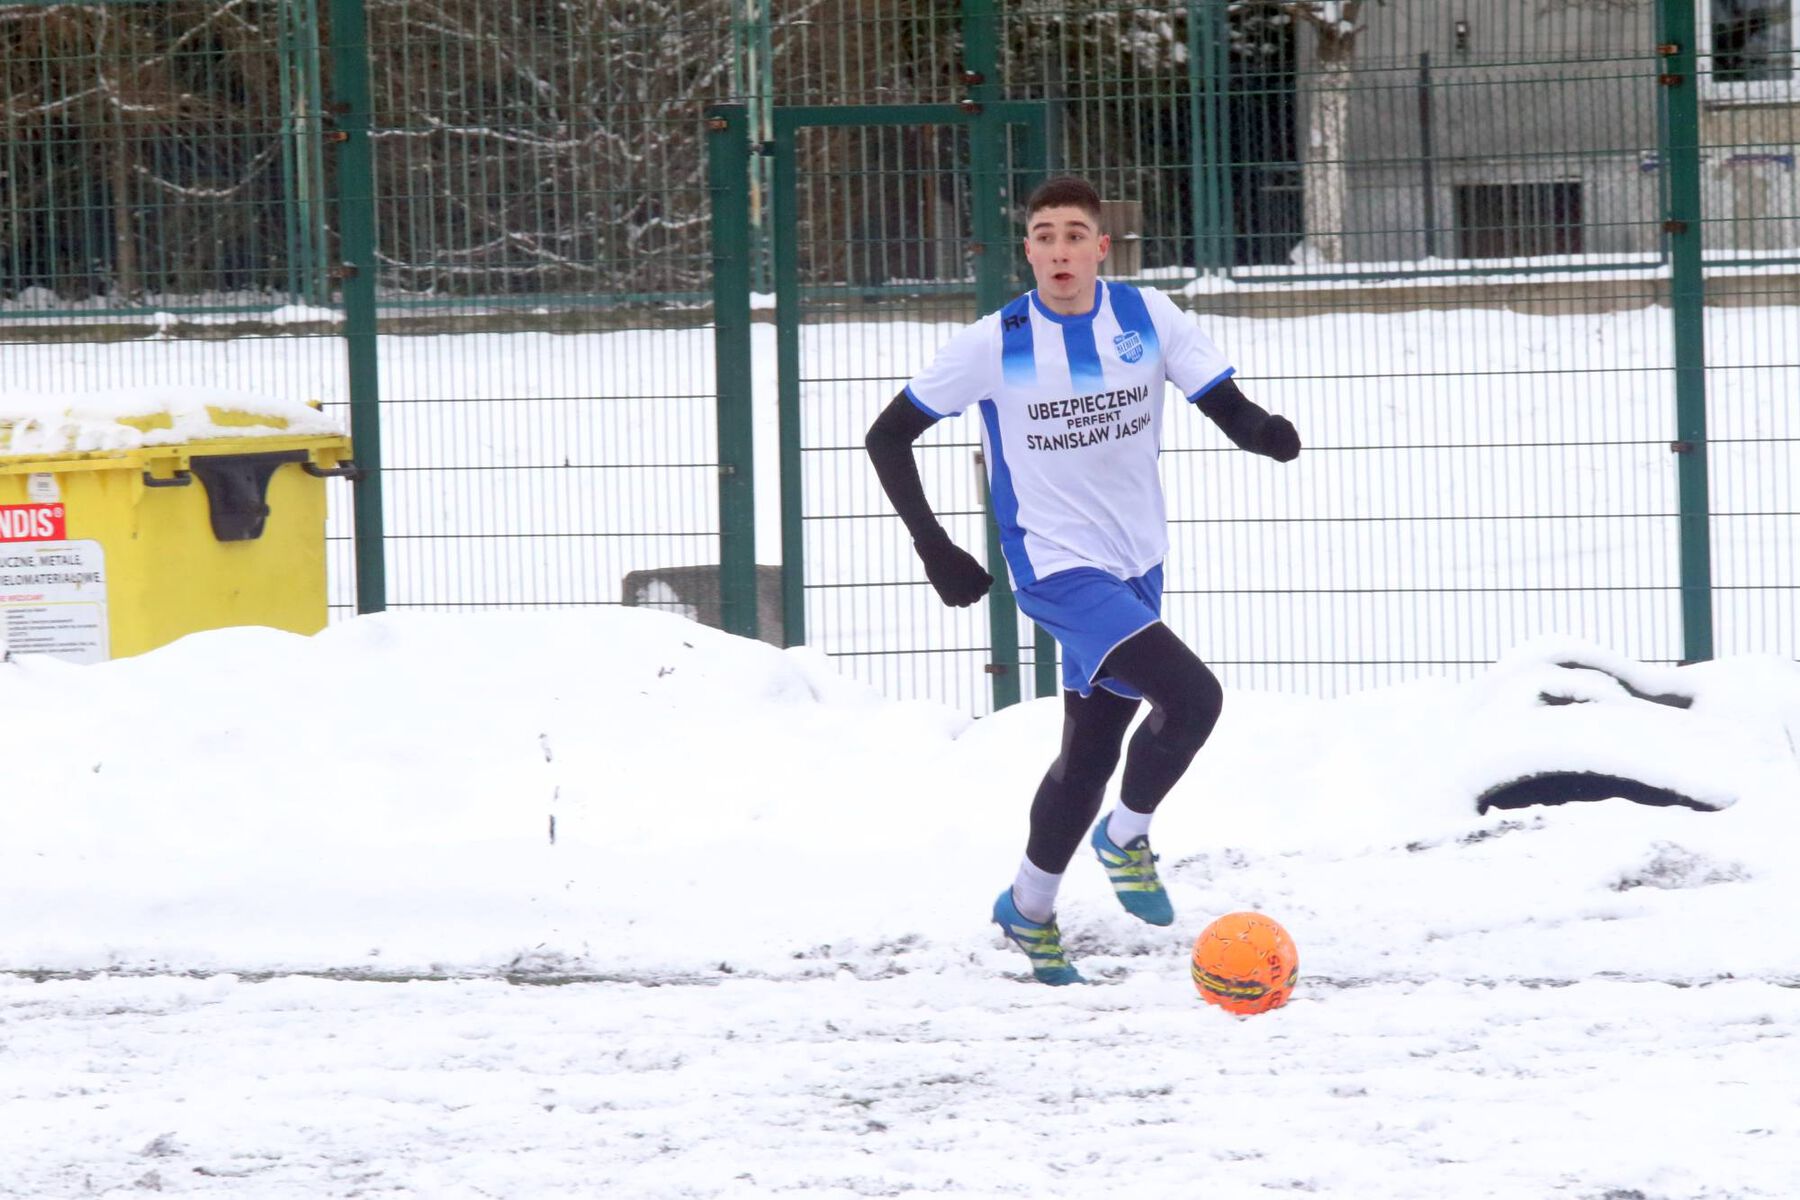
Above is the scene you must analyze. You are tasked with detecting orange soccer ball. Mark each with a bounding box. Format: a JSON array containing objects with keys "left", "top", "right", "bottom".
[{"left": 1190, "top": 911, "right": 1299, "bottom": 1015}]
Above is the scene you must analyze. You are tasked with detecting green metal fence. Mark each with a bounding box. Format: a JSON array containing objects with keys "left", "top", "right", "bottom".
[
  {"left": 351, "top": 0, "right": 739, "bottom": 620},
  {"left": 0, "top": 0, "right": 355, "bottom": 603},
  {"left": 0, "top": 0, "right": 333, "bottom": 313},
  {"left": 4, "top": 0, "right": 745, "bottom": 629},
  {"left": 758, "top": 1, "right": 1798, "bottom": 709},
  {"left": 769, "top": 99, "right": 1056, "bottom": 714},
  {"left": 3, "top": 0, "right": 1796, "bottom": 712}
]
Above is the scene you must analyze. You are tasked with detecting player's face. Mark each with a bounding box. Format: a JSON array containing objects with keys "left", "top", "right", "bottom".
[{"left": 1023, "top": 206, "right": 1110, "bottom": 316}]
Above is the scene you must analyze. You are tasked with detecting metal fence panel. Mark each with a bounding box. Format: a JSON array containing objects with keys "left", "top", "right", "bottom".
[
  {"left": 777, "top": 114, "right": 1019, "bottom": 715},
  {"left": 357, "top": 0, "right": 735, "bottom": 617},
  {"left": 1697, "top": 31, "right": 1800, "bottom": 659},
  {"left": 963, "top": 1, "right": 1772, "bottom": 697},
  {"left": 1, "top": 0, "right": 351, "bottom": 593}
]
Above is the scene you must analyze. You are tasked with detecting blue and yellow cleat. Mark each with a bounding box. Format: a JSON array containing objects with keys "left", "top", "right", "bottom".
[
  {"left": 1091, "top": 820, "right": 1175, "bottom": 926},
  {"left": 991, "top": 889, "right": 1085, "bottom": 985}
]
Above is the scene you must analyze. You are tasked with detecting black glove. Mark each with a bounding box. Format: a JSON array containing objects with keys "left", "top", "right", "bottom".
[
  {"left": 913, "top": 532, "right": 993, "bottom": 607},
  {"left": 1254, "top": 415, "right": 1301, "bottom": 462}
]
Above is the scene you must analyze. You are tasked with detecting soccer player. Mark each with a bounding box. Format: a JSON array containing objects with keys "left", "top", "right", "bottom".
[{"left": 864, "top": 176, "right": 1302, "bottom": 984}]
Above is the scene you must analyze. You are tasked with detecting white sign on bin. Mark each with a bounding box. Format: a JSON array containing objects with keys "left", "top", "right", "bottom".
[{"left": 0, "top": 537, "right": 110, "bottom": 664}]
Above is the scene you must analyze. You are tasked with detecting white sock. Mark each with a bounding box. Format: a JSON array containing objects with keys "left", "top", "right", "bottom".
[
  {"left": 1106, "top": 804, "right": 1154, "bottom": 847},
  {"left": 1010, "top": 857, "right": 1062, "bottom": 924}
]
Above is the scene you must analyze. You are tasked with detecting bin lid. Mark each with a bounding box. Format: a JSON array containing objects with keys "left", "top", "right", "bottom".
[{"left": 0, "top": 387, "right": 345, "bottom": 463}]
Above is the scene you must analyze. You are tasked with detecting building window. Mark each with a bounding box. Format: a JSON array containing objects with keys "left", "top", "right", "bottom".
[
  {"left": 1704, "top": 0, "right": 1797, "bottom": 100},
  {"left": 1453, "top": 182, "right": 1584, "bottom": 260}
]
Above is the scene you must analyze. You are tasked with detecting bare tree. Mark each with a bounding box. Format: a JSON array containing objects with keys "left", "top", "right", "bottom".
[
  {"left": 2, "top": 2, "right": 291, "bottom": 303},
  {"left": 0, "top": 6, "right": 180, "bottom": 299},
  {"left": 1270, "top": 1, "right": 1382, "bottom": 265}
]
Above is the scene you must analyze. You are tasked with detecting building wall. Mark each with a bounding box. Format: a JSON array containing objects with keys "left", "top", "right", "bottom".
[
  {"left": 1703, "top": 103, "right": 1800, "bottom": 251},
  {"left": 1296, "top": 1, "right": 1797, "bottom": 261}
]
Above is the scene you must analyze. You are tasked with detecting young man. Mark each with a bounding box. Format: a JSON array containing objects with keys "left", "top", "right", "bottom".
[{"left": 864, "top": 176, "right": 1301, "bottom": 985}]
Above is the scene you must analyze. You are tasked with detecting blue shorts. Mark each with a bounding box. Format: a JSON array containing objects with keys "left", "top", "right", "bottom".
[{"left": 1014, "top": 565, "right": 1164, "bottom": 699}]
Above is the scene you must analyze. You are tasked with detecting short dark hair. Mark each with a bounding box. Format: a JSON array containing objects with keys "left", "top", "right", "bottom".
[{"left": 1025, "top": 176, "right": 1102, "bottom": 227}]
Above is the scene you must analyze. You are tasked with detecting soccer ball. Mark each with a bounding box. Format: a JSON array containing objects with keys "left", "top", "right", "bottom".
[{"left": 1190, "top": 911, "right": 1299, "bottom": 1015}]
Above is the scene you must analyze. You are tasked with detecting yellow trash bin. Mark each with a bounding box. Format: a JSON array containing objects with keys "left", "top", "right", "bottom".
[{"left": 0, "top": 413, "right": 354, "bottom": 663}]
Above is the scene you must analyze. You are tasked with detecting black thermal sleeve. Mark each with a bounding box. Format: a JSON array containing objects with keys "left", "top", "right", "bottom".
[
  {"left": 864, "top": 394, "right": 943, "bottom": 542},
  {"left": 1193, "top": 377, "right": 1301, "bottom": 462},
  {"left": 865, "top": 393, "right": 994, "bottom": 608}
]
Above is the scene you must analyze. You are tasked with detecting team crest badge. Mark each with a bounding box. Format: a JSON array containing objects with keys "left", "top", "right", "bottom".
[{"left": 1113, "top": 331, "right": 1144, "bottom": 364}]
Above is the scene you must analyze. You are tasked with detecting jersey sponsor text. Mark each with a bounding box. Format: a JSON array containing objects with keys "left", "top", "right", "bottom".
[{"left": 1026, "top": 384, "right": 1149, "bottom": 424}]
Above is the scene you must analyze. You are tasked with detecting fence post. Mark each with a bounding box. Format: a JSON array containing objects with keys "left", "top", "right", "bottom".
[
  {"left": 1015, "top": 112, "right": 1061, "bottom": 702},
  {"left": 729, "top": 3, "right": 775, "bottom": 295},
  {"left": 963, "top": 0, "right": 1023, "bottom": 710},
  {"left": 1656, "top": 0, "right": 1712, "bottom": 662},
  {"left": 276, "top": 0, "right": 329, "bottom": 305},
  {"left": 770, "top": 120, "right": 808, "bottom": 649},
  {"left": 709, "top": 105, "right": 759, "bottom": 641},
  {"left": 1188, "top": 0, "right": 1231, "bottom": 273},
  {"left": 326, "top": 0, "right": 386, "bottom": 614}
]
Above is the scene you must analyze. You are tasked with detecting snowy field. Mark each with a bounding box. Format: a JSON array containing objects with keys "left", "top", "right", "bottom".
[
  {"left": 4, "top": 608, "right": 1800, "bottom": 1198},
  {"left": 4, "top": 292, "right": 1798, "bottom": 1194}
]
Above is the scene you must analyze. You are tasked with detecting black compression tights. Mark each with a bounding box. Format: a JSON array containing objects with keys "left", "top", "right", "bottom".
[{"left": 1023, "top": 622, "right": 1225, "bottom": 874}]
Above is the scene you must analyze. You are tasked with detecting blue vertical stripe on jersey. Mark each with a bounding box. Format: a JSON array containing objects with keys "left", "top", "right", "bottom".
[
  {"left": 1106, "top": 284, "right": 1161, "bottom": 358},
  {"left": 999, "top": 294, "right": 1036, "bottom": 387},
  {"left": 978, "top": 398, "right": 1035, "bottom": 587},
  {"left": 1062, "top": 321, "right": 1105, "bottom": 392}
]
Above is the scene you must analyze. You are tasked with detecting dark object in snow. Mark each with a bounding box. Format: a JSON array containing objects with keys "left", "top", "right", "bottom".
[
  {"left": 1475, "top": 655, "right": 1722, "bottom": 813},
  {"left": 1477, "top": 771, "right": 1714, "bottom": 815},
  {"left": 621, "top": 564, "right": 785, "bottom": 646},
  {"left": 1538, "top": 660, "right": 1694, "bottom": 710}
]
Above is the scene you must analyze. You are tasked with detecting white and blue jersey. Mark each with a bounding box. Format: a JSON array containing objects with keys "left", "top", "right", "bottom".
[{"left": 903, "top": 281, "right": 1233, "bottom": 588}]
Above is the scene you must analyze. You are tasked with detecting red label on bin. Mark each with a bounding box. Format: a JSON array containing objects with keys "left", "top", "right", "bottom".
[{"left": 0, "top": 503, "right": 66, "bottom": 542}]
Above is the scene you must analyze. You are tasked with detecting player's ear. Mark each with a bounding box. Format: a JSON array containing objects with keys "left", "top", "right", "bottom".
[{"left": 1097, "top": 232, "right": 1111, "bottom": 260}]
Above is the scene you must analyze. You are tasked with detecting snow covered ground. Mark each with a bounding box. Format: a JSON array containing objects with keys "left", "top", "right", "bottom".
[{"left": 4, "top": 608, "right": 1798, "bottom": 1197}]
